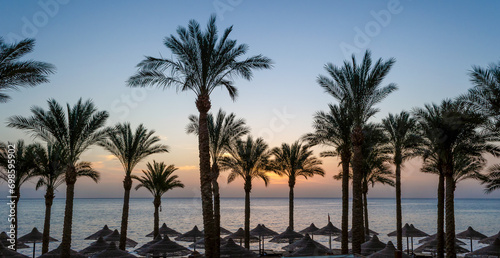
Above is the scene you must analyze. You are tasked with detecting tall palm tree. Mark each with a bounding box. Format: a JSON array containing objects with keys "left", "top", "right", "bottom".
[
  {"left": 186, "top": 109, "right": 249, "bottom": 247},
  {"left": 0, "top": 140, "right": 37, "bottom": 250},
  {"left": 99, "top": 123, "right": 169, "bottom": 250},
  {"left": 270, "top": 141, "right": 324, "bottom": 230},
  {"left": 127, "top": 16, "right": 272, "bottom": 257},
  {"left": 483, "top": 164, "right": 500, "bottom": 193},
  {"left": 7, "top": 98, "right": 109, "bottom": 257},
  {"left": 220, "top": 136, "right": 271, "bottom": 249},
  {"left": 303, "top": 103, "right": 352, "bottom": 254},
  {"left": 0, "top": 37, "right": 55, "bottom": 102},
  {"left": 413, "top": 99, "right": 497, "bottom": 258},
  {"left": 133, "top": 161, "right": 184, "bottom": 238},
  {"left": 382, "top": 111, "right": 422, "bottom": 250},
  {"left": 317, "top": 50, "right": 397, "bottom": 253},
  {"left": 31, "top": 143, "right": 100, "bottom": 254}
]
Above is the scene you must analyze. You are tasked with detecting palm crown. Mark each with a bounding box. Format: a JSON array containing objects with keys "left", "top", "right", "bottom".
[{"left": 133, "top": 161, "right": 184, "bottom": 198}]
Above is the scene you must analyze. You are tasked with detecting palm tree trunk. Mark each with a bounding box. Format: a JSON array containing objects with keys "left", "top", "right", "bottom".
[
  {"left": 351, "top": 126, "right": 365, "bottom": 254},
  {"left": 437, "top": 170, "right": 445, "bottom": 258},
  {"left": 341, "top": 150, "right": 350, "bottom": 254},
  {"left": 196, "top": 94, "right": 216, "bottom": 257},
  {"left": 212, "top": 163, "right": 221, "bottom": 254},
  {"left": 363, "top": 189, "right": 369, "bottom": 240},
  {"left": 289, "top": 178, "right": 295, "bottom": 230},
  {"left": 42, "top": 188, "right": 54, "bottom": 254},
  {"left": 119, "top": 174, "right": 132, "bottom": 250},
  {"left": 60, "top": 165, "right": 77, "bottom": 257},
  {"left": 395, "top": 163, "right": 403, "bottom": 250},
  {"left": 445, "top": 171, "right": 456, "bottom": 258},
  {"left": 244, "top": 179, "right": 251, "bottom": 250},
  {"left": 153, "top": 196, "right": 161, "bottom": 238}
]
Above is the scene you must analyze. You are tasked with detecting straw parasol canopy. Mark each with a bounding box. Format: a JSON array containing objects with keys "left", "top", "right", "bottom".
[
  {"left": 79, "top": 236, "right": 109, "bottom": 255},
  {"left": 220, "top": 238, "right": 258, "bottom": 258},
  {"left": 465, "top": 237, "right": 500, "bottom": 257},
  {"left": 361, "top": 235, "right": 387, "bottom": 256},
  {"left": 38, "top": 244, "right": 86, "bottom": 258},
  {"left": 314, "top": 221, "right": 341, "bottom": 250},
  {"left": 290, "top": 237, "right": 329, "bottom": 257},
  {"left": 0, "top": 231, "right": 29, "bottom": 249},
  {"left": 202, "top": 226, "right": 233, "bottom": 235},
  {"left": 85, "top": 225, "right": 114, "bottom": 240},
  {"left": 298, "top": 223, "right": 320, "bottom": 239},
  {"left": 414, "top": 238, "right": 469, "bottom": 254},
  {"left": 282, "top": 233, "right": 330, "bottom": 253},
  {"left": 456, "top": 226, "right": 488, "bottom": 252},
  {"left": 250, "top": 224, "right": 278, "bottom": 255},
  {"left": 479, "top": 231, "right": 500, "bottom": 244},
  {"left": 0, "top": 241, "right": 29, "bottom": 257},
  {"left": 103, "top": 229, "right": 138, "bottom": 247},
  {"left": 224, "top": 228, "right": 259, "bottom": 246},
  {"left": 269, "top": 226, "right": 304, "bottom": 243},
  {"left": 174, "top": 225, "right": 204, "bottom": 242},
  {"left": 145, "top": 223, "right": 181, "bottom": 237},
  {"left": 387, "top": 223, "right": 428, "bottom": 254},
  {"left": 18, "top": 227, "right": 58, "bottom": 258},
  {"left": 189, "top": 237, "right": 227, "bottom": 248},
  {"left": 143, "top": 235, "right": 192, "bottom": 257},
  {"left": 368, "top": 241, "right": 412, "bottom": 258},
  {"left": 92, "top": 242, "right": 136, "bottom": 257},
  {"left": 134, "top": 234, "right": 162, "bottom": 256},
  {"left": 418, "top": 233, "right": 466, "bottom": 245}
]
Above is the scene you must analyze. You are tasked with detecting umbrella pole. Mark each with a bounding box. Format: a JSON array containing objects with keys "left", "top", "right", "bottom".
[
  {"left": 193, "top": 236, "right": 196, "bottom": 252},
  {"left": 262, "top": 236, "right": 265, "bottom": 255},
  {"left": 312, "top": 233, "right": 314, "bottom": 240},
  {"left": 33, "top": 241, "right": 36, "bottom": 258},
  {"left": 406, "top": 237, "right": 409, "bottom": 255},
  {"left": 411, "top": 237, "right": 414, "bottom": 254},
  {"left": 329, "top": 234, "right": 332, "bottom": 250},
  {"left": 470, "top": 237, "right": 473, "bottom": 252}
]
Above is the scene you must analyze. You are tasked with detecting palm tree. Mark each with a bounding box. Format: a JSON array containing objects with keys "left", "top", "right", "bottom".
[
  {"left": 186, "top": 109, "right": 249, "bottom": 246},
  {"left": 317, "top": 50, "right": 397, "bottom": 253},
  {"left": 382, "top": 111, "right": 422, "bottom": 250},
  {"left": 220, "top": 136, "right": 271, "bottom": 249},
  {"left": 0, "top": 140, "right": 37, "bottom": 250},
  {"left": 483, "top": 164, "right": 500, "bottom": 193},
  {"left": 413, "top": 99, "right": 497, "bottom": 258},
  {"left": 7, "top": 98, "right": 109, "bottom": 257},
  {"left": 127, "top": 16, "right": 272, "bottom": 257},
  {"left": 133, "top": 161, "right": 184, "bottom": 238},
  {"left": 99, "top": 123, "right": 169, "bottom": 250},
  {"left": 0, "top": 37, "right": 55, "bottom": 102},
  {"left": 303, "top": 103, "right": 352, "bottom": 254},
  {"left": 31, "top": 143, "right": 100, "bottom": 254},
  {"left": 270, "top": 141, "right": 325, "bottom": 230}
]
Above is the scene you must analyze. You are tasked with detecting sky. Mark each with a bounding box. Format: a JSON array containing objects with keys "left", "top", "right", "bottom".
[{"left": 0, "top": 0, "right": 499, "bottom": 199}]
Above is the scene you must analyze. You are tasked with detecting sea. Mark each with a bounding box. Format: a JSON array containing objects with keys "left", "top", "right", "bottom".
[{"left": 1, "top": 198, "right": 499, "bottom": 257}]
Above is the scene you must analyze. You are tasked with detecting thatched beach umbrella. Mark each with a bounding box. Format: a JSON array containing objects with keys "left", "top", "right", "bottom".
[
  {"left": 465, "top": 237, "right": 500, "bottom": 257},
  {"left": 174, "top": 225, "right": 204, "bottom": 251},
  {"left": 144, "top": 235, "right": 192, "bottom": 257},
  {"left": 0, "top": 241, "right": 29, "bottom": 257},
  {"left": 418, "top": 233, "right": 466, "bottom": 245},
  {"left": 103, "top": 229, "right": 138, "bottom": 248},
  {"left": 479, "top": 231, "right": 500, "bottom": 244},
  {"left": 135, "top": 234, "right": 162, "bottom": 256},
  {"left": 0, "top": 231, "right": 29, "bottom": 249},
  {"left": 456, "top": 226, "right": 488, "bottom": 252},
  {"left": 282, "top": 233, "right": 330, "bottom": 253},
  {"left": 368, "top": 241, "right": 411, "bottom": 258},
  {"left": 314, "top": 222, "right": 341, "bottom": 250},
  {"left": 84, "top": 225, "right": 114, "bottom": 240},
  {"left": 224, "top": 228, "right": 259, "bottom": 246},
  {"left": 414, "top": 238, "right": 469, "bottom": 254},
  {"left": 38, "top": 244, "right": 86, "bottom": 258},
  {"left": 220, "top": 238, "right": 258, "bottom": 258},
  {"left": 18, "top": 227, "right": 58, "bottom": 258},
  {"left": 298, "top": 223, "right": 319, "bottom": 240},
  {"left": 79, "top": 236, "right": 109, "bottom": 256},
  {"left": 92, "top": 242, "right": 136, "bottom": 257},
  {"left": 388, "top": 223, "right": 428, "bottom": 254},
  {"left": 361, "top": 235, "right": 386, "bottom": 256},
  {"left": 250, "top": 224, "right": 278, "bottom": 255},
  {"left": 269, "top": 226, "right": 303, "bottom": 244},
  {"left": 290, "top": 237, "right": 329, "bottom": 257},
  {"left": 145, "top": 223, "right": 181, "bottom": 237}
]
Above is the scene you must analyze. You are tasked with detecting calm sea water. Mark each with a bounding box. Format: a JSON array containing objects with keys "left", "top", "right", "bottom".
[{"left": 1, "top": 198, "right": 499, "bottom": 256}]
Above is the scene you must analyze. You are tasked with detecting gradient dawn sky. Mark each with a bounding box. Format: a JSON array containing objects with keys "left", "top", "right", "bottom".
[{"left": 1, "top": 0, "right": 499, "bottom": 199}]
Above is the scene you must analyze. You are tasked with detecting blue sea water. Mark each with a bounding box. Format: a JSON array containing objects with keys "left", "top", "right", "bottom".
[{"left": 1, "top": 198, "right": 499, "bottom": 256}]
